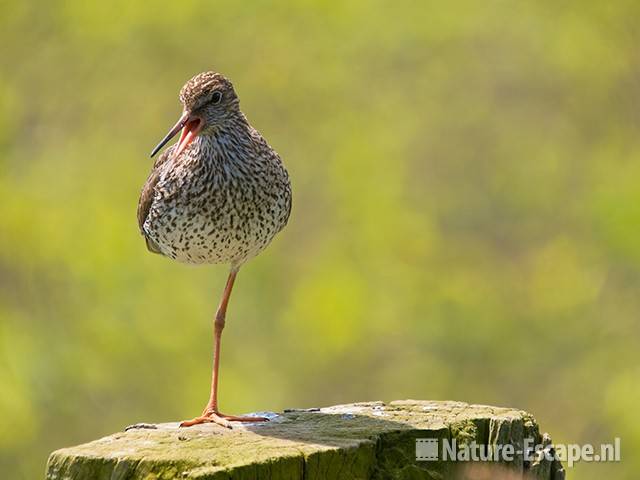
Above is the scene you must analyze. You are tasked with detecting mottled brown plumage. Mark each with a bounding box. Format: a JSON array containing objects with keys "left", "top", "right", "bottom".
[
  {"left": 139, "top": 72, "right": 291, "bottom": 266},
  {"left": 137, "top": 72, "right": 291, "bottom": 428},
  {"left": 137, "top": 147, "right": 172, "bottom": 254}
]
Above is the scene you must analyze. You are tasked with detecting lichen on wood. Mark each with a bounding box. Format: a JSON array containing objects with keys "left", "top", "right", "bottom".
[{"left": 45, "top": 400, "right": 565, "bottom": 480}]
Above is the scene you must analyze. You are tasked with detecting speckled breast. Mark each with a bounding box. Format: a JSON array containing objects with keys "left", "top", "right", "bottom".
[{"left": 143, "top": 142, "right": 291, "bottom": 267}]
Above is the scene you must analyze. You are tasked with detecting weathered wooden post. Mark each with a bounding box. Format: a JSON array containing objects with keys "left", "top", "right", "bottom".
[{"left": 46, "top": 400, "right": 565, "bottom": 479}]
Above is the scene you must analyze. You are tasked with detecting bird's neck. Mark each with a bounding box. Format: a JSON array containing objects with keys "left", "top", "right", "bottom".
[
  {"left": 191, "top": 113, "right": 254, "bottom": 165},
  {"left": 204, "top": 112, "right": 251, "bottom": 137}
]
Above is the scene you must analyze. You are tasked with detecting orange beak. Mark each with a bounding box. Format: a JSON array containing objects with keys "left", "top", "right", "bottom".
[{"left": 150, "top": 112, "right": 203, "bottom": 158}]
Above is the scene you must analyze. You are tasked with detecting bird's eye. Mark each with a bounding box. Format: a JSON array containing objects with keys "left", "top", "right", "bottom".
[{"left": 211, "top": 91, "right": 222, "bottom": 104}]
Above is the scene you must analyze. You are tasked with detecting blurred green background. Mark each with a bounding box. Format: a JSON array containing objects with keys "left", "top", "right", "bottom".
[{"left": 1, "top": 1, "right": 639, "bottom": 478}]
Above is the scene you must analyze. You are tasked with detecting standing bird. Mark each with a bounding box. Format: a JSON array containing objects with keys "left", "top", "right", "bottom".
[{"left": 137, "top": 72, "right": 291, "bottom": 428}]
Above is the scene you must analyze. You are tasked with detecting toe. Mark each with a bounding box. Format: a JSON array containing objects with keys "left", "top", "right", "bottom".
[
  {"left": 180, "top": 414, "right": 232, "bottom": 429},
  {"left": 218, "top": 414, "right": 269, "bottom": 423}
]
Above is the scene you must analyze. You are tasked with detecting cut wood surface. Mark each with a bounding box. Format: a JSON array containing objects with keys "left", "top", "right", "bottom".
[{"left": 45, "top": 400, "right": 565, "bottom": 479}]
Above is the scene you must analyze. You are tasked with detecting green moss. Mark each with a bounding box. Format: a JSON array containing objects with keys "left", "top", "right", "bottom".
[{"left": 45, "top": 401, "right": 563, "bottom": 480}]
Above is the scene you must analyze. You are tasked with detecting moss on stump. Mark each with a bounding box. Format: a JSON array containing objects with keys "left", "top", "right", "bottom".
[{"left": 45, "top": 400, "right": 565, "bottom": 479}]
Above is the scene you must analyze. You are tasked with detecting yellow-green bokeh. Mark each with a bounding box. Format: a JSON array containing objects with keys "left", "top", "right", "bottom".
[{"left": 1, "top": 1, "right": 639, "bottom": 478}]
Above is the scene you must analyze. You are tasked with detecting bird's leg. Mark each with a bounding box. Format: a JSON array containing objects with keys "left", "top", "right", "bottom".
[{"left": 180, "top": 268, "right": 268, "bottom": 428}]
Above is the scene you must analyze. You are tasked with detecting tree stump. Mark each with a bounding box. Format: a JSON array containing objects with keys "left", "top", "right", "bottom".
[{"left": 45, "top": 400, "right": 565, "bottom": 479}]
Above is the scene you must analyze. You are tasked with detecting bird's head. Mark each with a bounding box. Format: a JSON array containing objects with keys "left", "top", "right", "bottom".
[{"left": 150, "top": 71, "right": 240, "bottom": 158}]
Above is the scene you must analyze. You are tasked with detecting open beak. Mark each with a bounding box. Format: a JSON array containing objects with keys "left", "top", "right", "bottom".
[{"left": 150, "top": 112, "right": 203, "bottom": 158}]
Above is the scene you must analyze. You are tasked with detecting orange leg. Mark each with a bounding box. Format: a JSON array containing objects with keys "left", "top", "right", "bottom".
[{"left": 180, "top": 268, "right": 268, "bottom": 428}]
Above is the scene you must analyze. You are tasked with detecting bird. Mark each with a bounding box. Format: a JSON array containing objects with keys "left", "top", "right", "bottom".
[{"left": 137, "top": 71, "right": 291, "bottom": 428}]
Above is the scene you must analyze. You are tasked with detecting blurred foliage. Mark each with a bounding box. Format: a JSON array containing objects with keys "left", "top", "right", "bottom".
[{"left": 1, "top": 1, "right": 639, "bottom": 478}]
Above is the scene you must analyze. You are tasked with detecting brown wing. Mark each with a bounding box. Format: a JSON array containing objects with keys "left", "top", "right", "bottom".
[{"left": 137, "top": 147, "right": 173, "bottom": 253}]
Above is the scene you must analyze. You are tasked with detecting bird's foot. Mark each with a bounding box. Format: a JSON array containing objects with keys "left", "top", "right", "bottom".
[{"left": 180, "top": 409, "right": 269, "bottom": 428}]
